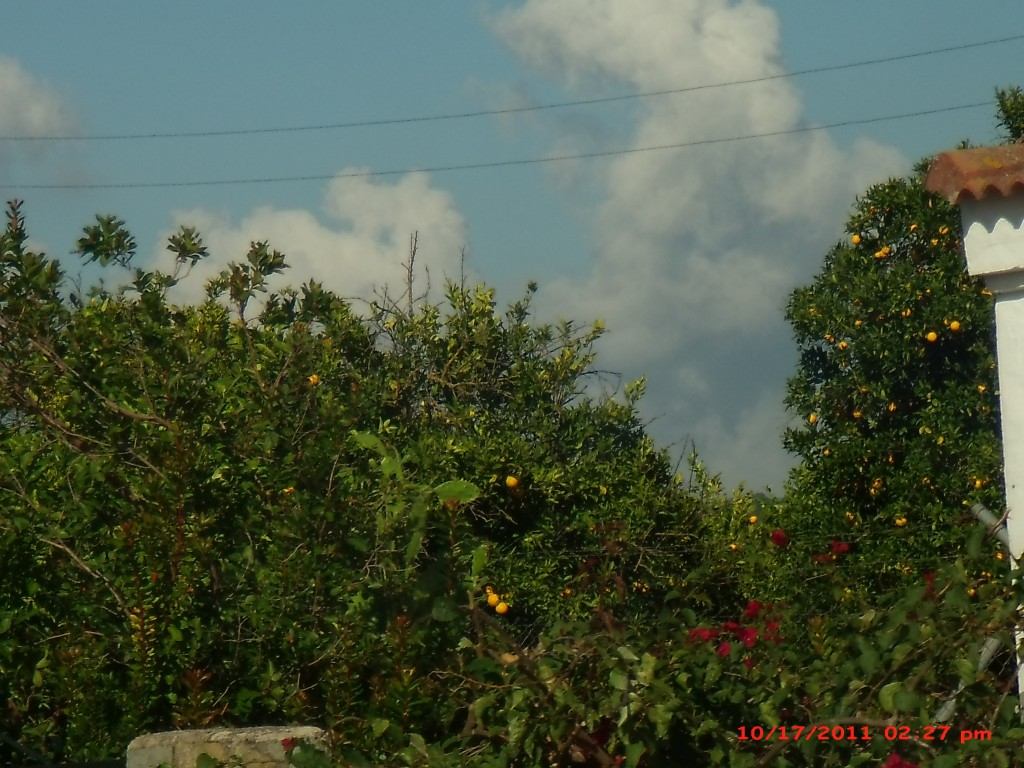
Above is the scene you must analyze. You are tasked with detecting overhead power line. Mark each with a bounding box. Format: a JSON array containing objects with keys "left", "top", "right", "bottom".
[
  {"left": 0, "top": 33, "right": 1020, "bottom": 143},
  {"left": 1, "top": 100, "right": 992, "bottom": 191}
]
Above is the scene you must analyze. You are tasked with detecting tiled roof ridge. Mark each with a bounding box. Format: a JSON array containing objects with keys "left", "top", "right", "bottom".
[{"left": 925, "top": 143, "right": 1024, "bottom": 203}]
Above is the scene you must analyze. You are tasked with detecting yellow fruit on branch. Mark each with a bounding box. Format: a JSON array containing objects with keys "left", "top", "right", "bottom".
[
  {"left": 894, "top": 517, "right": 908, "bottom": 527},
  {"left": 808, "top": 413, "right": 818, "bottom": 425},
  {"left": 949, "top": 320, "right": 961, "bottom": 332},
  {"left": 851, "top": 234, "right": 862, "bottom": 245},
  {"left": 487, "top": 593, "right": 500, "bottom": 607},
  {"left": 495, "top": 601, "right": 510, "bottom": 615},
  {"left": 748, "top": 515, "right": 758, "bottom": 524},
  {"left": 505, "top": 475, "right": 519, "bottom": 489},
  {"left": 925, "top": 331, "right": 938, "bottom": 343}
]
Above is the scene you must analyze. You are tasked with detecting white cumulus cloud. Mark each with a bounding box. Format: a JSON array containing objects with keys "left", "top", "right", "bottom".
[
  {"left": 492, "top": 0, "right": 907, "bottom": 491},
  {"left": 158, "top": 171, "right": 470, "bottom": 315},
  {"left": 0, "top": 56, "right": 74, "bottom": 163}
]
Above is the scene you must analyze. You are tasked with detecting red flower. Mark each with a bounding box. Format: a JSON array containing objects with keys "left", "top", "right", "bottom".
[
  {"left": 736, "top": 626, "right": 758, "bottom": 648},
  {"left": 722, "top": 620, "right": 741, "bottom": 634},
  {"left": 830, "top": 540, "right": 850, "bottom": 556},
  {"left": 743, "top": 657, "right": 754, "bottom": 669},
  {"left": 280, "top": 738, "right": 297, "bottom": 752},
  {"left": 689, "top": 627, "right": 717, "bottom": 643},
  {"left": 770, "top": 529, "right": 789, "bottom": 548},
  {"left": 883, "top": 754, "right": 918, "bottom": 768},
  {"left": 763, "top": 619, "right": 782, "bottom": 643},
  {"left": 716, "top": 641, "right": 731, "bottom": 657},
  {"left": 742, "top": 600, "right": 762, "bottom": 620}
]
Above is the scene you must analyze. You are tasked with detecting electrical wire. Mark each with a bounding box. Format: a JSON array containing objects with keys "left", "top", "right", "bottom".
[
  {"left": 0, "top": 100, "right": 993, "bottom": 191},
  {"left": 0, "top": 33, "right": 1020, "bottom": 143}
]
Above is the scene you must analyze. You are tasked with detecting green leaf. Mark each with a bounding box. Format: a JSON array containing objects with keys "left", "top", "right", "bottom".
[
  {"left": 371, "top": 718, "right": 390, "bottom": 738},
  {"left": 350, "top": 430, "right": 387, "bottom": 456},
  {"left": 625, "top": 741, "right": 646, "bottom": 768},
  {"left": 856, "top": 636, "right": 880, "bottom": 675},
  {"left": 404, "top": 531, "right": 424, "bottom": 567},
  {"left": 169, "top": 625, "right": 183, "bottom": 643},
  {"left": 609, "top": 670, "right": 630, "bottom": 690},
  {"left": 617, "top": 645, "right": 639, "bottom": 662},
  {"left": 879, "top": 681, "right": 901, "bottom": 713},
  {"left": 434, "top": 479, "right": 480, "bottom": 504},
  {"left": 955, "top": 656, "right": 976, "bottom": 684},
  {"left": 430, "top": 596, "right": 460, "bottom": 622},
  {"left": 470, "top": 544, "right": 488, "bottom": 579},
  {"left": 407, "top": 733, "right": 427, "bottom": 756},
  {"left": 195, "top": 754, "right": 220, "bottom": 768}
]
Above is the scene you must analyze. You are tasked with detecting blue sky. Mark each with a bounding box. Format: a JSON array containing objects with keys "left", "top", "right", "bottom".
[{"left": 3, "top": 1, "right": 1023, "bottom": 492}]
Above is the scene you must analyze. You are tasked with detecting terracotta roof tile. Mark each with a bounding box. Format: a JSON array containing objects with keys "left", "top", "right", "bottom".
[{"left": 925, "top": 144, "right": 1024, "bottom": 204}]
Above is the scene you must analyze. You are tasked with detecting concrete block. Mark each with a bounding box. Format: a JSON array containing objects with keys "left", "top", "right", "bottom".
[{"left": 127, "top": 726, "right": 327, "bottom": 768}]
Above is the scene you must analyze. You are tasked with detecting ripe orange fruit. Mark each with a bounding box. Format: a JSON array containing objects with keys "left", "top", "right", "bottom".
[
  {"left": 808, "top": 413, "right": 818, "bottom": 425},
  {"left": 505, "top": 475, "right": 519, "bottom": 489},
  {"left": 966, "top": 587, "right": 976, "bottom": 597},
  {"left": 925, "top": 331, "right": 938, "bottom": 343},
  {"left": 748, "top": 515, "right": 758, "bottom": 524},
  {"left": 495, "top": 601, "right": 509, "bottom": 615},
  {"left": 837, "top": 340, "right": 849, "bottom": 351},
  {"left": 487, "top": 593, "right": 500, "bottom": 607},
  {"left": 949, "top": 320, "right": 961, "bottom": 332},
  {"left": 851, "top": 234, "right": 862, "bottom": 245},
  {"left": 894, "top": 517, "right": 908, "bottom": 527}
]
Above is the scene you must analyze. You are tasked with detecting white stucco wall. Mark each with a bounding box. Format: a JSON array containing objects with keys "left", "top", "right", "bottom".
[
  {"left": 958, "top": 192, "right": 1024, "bottom": 714},
  {"left": 959, "top": 194, "right": 1024, "bottom": 562}
]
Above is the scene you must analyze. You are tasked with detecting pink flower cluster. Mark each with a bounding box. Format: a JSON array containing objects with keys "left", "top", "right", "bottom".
[{"left": 688, "top": 601, "right": 784, "bottom": 666}]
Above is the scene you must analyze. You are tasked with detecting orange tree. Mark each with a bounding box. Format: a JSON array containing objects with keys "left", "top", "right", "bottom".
[
  {"left": 767, "top": 91, "right": 1024, "bottom": 608},
  {"left": 0, "top": 201, "right": 717, "bottom": 762}
]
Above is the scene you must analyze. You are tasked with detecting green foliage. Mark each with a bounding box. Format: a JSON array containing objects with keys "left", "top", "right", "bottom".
[
  {"left": 996, "top": 85, "right": 1024, "bottom": 142},
  {"left": 0, "top": 204, "right": 703, "bottom": 761},
  {"left": 768, "top": 85, "right": 1024, "bottom": 607}
]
